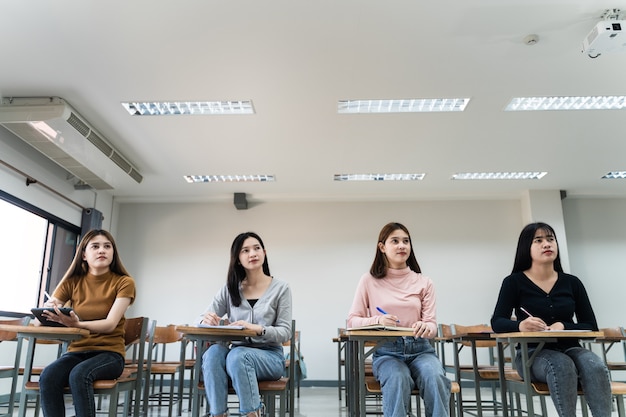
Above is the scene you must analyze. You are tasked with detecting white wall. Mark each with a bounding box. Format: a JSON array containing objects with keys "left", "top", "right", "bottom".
[
  {"left": 4, "top": 127, "right": 626, "bottom": 382},
  {"left": 114, "top": 199, "right": 523, "bottom": 381},
  {"left": 562, "top": 198, "right": 626, "bottom": 328}
]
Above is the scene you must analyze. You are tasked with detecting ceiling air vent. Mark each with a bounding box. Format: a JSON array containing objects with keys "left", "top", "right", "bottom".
[{"left": 0, "top": 97, "right": 142, "bottom": 190}]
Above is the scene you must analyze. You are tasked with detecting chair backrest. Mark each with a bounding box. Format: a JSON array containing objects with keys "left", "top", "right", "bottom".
[
  {"left": 601, "top": 327, "right": 625, "bottom": 338},
  {"left": 125, "top": 316, "right": 149, "bottom": 346},
  {"left": 0, "top": 317, "right": 30, "bottom": 342},
  {"left": 452, "top": 323, "right": 495, "bottom": 348},
  {"left": 148, "top": 323, "right": 183, "bottom": 366}
]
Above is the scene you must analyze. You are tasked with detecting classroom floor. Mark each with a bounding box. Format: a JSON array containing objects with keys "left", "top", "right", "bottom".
[{"left": 8, "top": 385, "right": 619, "bottom": 417}]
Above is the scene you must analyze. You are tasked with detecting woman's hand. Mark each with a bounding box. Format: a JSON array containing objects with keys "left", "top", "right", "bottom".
[
  {"left": 411, "top": 321, "right": 433, "bottom": 338},
  {"left": 229, "top": 320, "right": 264, "bottom": 335},
  {"left": 41, "top": 306, "right": 80, "bottom": 327},
  {"left": 547, "top": 321, "right": 565, "bottom": 331},
  {"left": 201, "top": 312, "right": 221, "bottom": 326},
  {"left": 519, "top": 316, "right": 548, "bottom": 331},
  {"left": 378, "top": 314, "right": 399, "bottom": 326},
  {"left": 43, "top": 297, "right": 64, "bottom": 308}
]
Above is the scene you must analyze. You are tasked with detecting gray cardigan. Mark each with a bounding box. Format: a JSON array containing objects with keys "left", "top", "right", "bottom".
[{"left": 196, "top": 277, "right": 292, "bottom": 347}]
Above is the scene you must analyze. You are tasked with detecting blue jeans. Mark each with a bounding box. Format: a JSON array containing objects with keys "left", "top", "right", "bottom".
[
  {"left": 201, "top": 343, "right": 285, "bottom": 416},
  {"left": 39, "top": 351, "right": 125, "bottom": 417},
  {"left": 515, "top": 346, "right": 612, "bottom": 417},
  {"left": 372, "top": 337, "right": 451, "bottom": 417}
]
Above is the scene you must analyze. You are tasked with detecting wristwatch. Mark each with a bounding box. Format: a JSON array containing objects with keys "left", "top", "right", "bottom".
[{"left": 261, "top": 326, "right": 267, "bottom": 336}]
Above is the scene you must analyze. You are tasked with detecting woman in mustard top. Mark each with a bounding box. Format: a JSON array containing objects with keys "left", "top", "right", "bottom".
[{"left": 38, "top": 229, "right": 136, "bottom": 417}]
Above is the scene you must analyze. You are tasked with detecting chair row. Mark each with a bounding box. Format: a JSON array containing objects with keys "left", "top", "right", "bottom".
[
  {"left": 437, "top": 323, "right": 626, "bottom": 417},
  {"left": 0, "top": 316, "right": 301, "bottom": 417},
  {"left": 334, "top": 324, "right": 626, "bottom": 417},
  {"left": 0, "top": 316, "right": 150, "bottom": 417}
]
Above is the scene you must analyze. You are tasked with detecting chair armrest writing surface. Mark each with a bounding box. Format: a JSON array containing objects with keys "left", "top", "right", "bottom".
[
  {"left": 1, "top": 324, "right": 90, "bottom": 417},
  {"left": 492, "top": 330, "right": 603, "bottom": 339},
  {"left": 490, "top": 330, "right": 604, "bottom": 417},
  {"left": 175, "top": 325, "right": 257, "bottom": 340},
  {"left": 345, "top": 329, "right": 418, "bottom": 417},
  {"left": 174, "top": 325, "right": 258, "bottom": 417},
  {"left": 0, "top": 324, "right": 89, "bottom": 340},
  {"left": 346, "top": 329, "right": 415, "bottom": 338}
]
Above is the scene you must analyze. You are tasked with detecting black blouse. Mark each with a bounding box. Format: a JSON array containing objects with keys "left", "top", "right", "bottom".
[{"left": 491, "top": 271, "right": 599, "bottom": 350}]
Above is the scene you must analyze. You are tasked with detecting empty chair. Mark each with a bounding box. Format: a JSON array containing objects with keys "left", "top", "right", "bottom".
[{"left": 145, "top": 324, "right": 184, "bottom": 417}]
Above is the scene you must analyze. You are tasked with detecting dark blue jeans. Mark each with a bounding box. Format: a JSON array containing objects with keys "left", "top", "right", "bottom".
[
  {"left": 515, "top": 346, "right": 612, "bottom": 417},
  {"left": 39, "top": 351, "right": 125, "bottom": 417}
]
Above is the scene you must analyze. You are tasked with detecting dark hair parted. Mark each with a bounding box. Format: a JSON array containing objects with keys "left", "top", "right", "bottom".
[
  {"left": 512, "top": 222, "right": 564, "bottom": 273},
  {"left": 61, "top": 229, "right": 130, "bottom": 280},
  {"left": 370, "top": 222, "right": 421, "bottom": 278},
  {"left": 227, "top": 232, "right": 271, "bottom": 307}
]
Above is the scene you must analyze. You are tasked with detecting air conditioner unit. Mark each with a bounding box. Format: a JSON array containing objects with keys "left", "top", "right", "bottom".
[
  {"left": 582, "top": 19, "right": 626, "bottom": 57},
  {"left": 0, "top": 97, "right": 142, "bottom": 190}
]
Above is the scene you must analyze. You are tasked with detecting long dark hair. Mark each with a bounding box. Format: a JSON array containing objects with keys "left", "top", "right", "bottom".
[
  {"left": 512, "top": 222, "right": 564, "bottom": 273},
  {"left": 61, "top": 229, "right": 130, "bottom": 280},
  {"left": 370, "top": 222, "right": 421, "bottom": 278},
  {"left": 227, "top": 232, "right": 271, "bottom": 306}
]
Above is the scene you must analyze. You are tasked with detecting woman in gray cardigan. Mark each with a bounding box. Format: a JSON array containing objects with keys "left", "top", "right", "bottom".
[{"left": 198, "top": 232, "right": 292, "bottom": 417}]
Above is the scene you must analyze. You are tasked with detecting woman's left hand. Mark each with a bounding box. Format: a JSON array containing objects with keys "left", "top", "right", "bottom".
[
  {"left": 42, "top": 306, "right": 80, "bottom": 327},
  {"left": 230, "top": 320, "right": 264, "bottom": 335},
  {"left": 412, "top": 321, "right": 433, "bottom": 339},
  {"left": 547, "top": 321, "right": 565, "bottom": 331}
]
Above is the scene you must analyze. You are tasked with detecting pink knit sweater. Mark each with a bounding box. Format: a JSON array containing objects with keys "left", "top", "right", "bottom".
[{"left": 347, "top": 267, "right": 438, "bottom": 337}]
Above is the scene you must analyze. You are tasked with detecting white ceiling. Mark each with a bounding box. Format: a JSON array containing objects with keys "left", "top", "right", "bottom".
[{"left": 2, "top": 0, "right": 626, "bottom": 204}]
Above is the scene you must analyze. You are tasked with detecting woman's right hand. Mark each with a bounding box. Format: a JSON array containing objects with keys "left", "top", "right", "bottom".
[
  {"left": 43, "top": 298, "right": 64, "bottom": 308},
  {"left": 201, "top": 312, "right": 221, "bottom": 326},
  {"left": 519, "top": 316, "right": 547, "bottom": 331}
]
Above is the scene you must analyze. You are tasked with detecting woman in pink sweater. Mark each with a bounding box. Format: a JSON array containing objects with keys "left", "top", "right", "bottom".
[{"left": 347, "top": 222, "right": 450, "bottom": 417}]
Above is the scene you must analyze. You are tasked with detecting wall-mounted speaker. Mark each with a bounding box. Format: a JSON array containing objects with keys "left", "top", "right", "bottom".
[
  {"left": 81, "top": 208, "right": 103, "bottom": 234},
  {"left": 234, "top": 193, "right": 248, "bottom": 210}
]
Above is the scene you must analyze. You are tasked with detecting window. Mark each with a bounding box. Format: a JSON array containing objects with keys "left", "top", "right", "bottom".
[{"left": 0, "top": 191, "right": 80, "bottom": 315}]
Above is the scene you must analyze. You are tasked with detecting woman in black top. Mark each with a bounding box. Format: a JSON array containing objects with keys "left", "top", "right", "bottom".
[{"left": 491, "top": 222, "right": 611, "bottom": 417}]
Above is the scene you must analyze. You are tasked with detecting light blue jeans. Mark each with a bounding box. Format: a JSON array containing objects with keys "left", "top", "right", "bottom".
[
  {"left": 372, "top": 337, "right": 451, "bottom": 417},
  {"left": 39, "top": 351, "right": 125, "bottom": 417},
  {"left": 515, "top": 346, "right": 612, "bottom": 417},
  {"left": 201, "top": 343, "right": 285, "bottom": 416}
]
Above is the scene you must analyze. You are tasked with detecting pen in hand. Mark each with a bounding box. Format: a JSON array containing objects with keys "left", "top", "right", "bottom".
[
  {"left": 520, "top": 307, "right": 533, "bottom": 318},
  {"left": 376, "top": 307, "right": 400, "bottom": 323}
]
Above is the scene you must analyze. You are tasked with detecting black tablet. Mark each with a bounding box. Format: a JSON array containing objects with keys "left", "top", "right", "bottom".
[{"left": 31, "top": 307, "right": 73, "bottom": 327}]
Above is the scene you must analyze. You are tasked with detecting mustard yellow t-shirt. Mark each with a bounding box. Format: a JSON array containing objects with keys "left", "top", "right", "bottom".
[{"left": 53, "top": 272, "right": 136, "bottom": 357}]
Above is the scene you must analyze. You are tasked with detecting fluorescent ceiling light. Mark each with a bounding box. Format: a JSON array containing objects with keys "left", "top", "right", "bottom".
[
  {"left": 602, "top": 171, "right": 626, "bottom": 179},
  {"left": 451, "top": 172, "right": 547, "bottom": 180},
  {"left": 334, "top": 173, "right": 426, "bottom": 181},
  {"left": 505, "top": 96, "right": 626, "bottom": 111},
  {"left": 338, "top": 98, "right": 469, "bottom": 114},
  {"left": 122, "top": 101, "right": 255, "bottom": 115},
  {"left": 184, "top": 175, "right": 275, "bottom": 183}
]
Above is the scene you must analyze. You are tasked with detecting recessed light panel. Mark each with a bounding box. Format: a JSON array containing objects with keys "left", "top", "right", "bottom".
[
  {"left": 338, "top": 98, "right": 469, "bottom": 114},
  {"left": 451, "top": 172, "right": 547, "bottom": 180},
  {"left": 184, "top": 175, "right": 274, "bottom": 183},
  {"left": 505, "top": 96, "right": 626, "bottom": 111},
  {"left": 602, "top": 171, "right": 626, "bottom": 179},
  {"left": 334, "top": 173, "right": 426, "bottom": 181},
  {"left": 122, "top": 101, "right": 255, "bottom": 115}
]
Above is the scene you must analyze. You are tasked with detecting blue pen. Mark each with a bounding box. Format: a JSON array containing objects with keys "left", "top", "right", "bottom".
[{"left": 376, "top": 307, "right": 400, "bottom": 322}]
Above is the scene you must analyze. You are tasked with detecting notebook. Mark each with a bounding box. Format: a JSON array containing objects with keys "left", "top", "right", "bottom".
[
  {"left": 346, "top": 324, "right": 415, "bottom": 331},
  {"left": 31, "top": 307, "right": 73, "bottom": 327}
]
